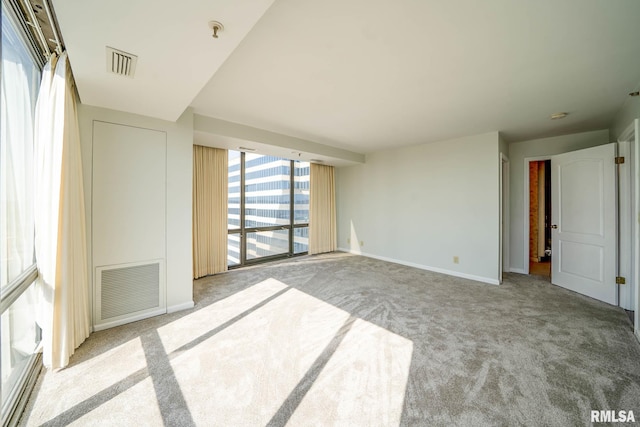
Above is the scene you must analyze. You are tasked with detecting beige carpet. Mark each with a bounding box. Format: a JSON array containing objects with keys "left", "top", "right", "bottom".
[{"left": 19, "top": 253, "right": 640, "bottom": 426}]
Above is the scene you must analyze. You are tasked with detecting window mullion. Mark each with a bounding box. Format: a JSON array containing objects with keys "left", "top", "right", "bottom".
[
  {"left": 289, "top": 159, "right": 294, "bottom": 256},
  {"left": 240, "top": 152, "right": 246, "bottom": 265}
]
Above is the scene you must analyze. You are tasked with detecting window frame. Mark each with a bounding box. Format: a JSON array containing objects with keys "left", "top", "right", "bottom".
[
  {"left": 0, "top": 265, "right": 38, "bottom": 314},
  {"left": 228, "top": 151, "right": 309, "bottom": 267},
  {"left": 0, "top": 1, "right": 45, "bottom": 424},
  {"left": 0, "top": 0, "right": 43, "bottom": 309}
]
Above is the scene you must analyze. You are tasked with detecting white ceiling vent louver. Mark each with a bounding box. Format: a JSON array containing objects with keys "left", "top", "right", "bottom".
[{"left": 106, "top": 46, "right": 137, "bottom": 78}]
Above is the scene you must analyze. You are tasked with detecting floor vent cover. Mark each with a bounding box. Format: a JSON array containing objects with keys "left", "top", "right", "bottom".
[{"left": 99, "top": 262, "right": 160, "bottom": 321}]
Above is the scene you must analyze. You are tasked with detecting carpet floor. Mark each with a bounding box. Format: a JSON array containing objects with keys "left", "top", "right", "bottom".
[{"left": 19, "top": 253, "right": 640, "bottom": 426}]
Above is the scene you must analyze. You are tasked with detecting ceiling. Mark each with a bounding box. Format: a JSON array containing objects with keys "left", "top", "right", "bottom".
[
  {"left": 54, "top": 0, "right": 640, "bottom": 155},
  {"left": 52, "top": 0, "right": 275, "bottom": 121},
  {"left": 194, "top": 131, "right": 355, "bottom": 167}
]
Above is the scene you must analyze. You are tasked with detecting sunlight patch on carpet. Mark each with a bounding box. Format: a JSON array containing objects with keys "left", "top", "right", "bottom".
[
  {"left": 68, "top": 378, "right": 162, "bottom": 426},
  {"left": 157, "top": 278, "right": 288, "bottom": 354},
  {"left": 169, "top": 285, "right": 351, "bottom": 425},
  {"left": 33, "top": 337, "right": 147, "bottom": 417},
  {"left": 289, "top": 318, "right": 413, "bottom": 426}
]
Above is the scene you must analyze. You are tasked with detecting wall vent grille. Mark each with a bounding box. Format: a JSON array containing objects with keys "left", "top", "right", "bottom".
[
  {"left": 106, "top": 46, "right": 137, "bottom": 78},
  {"left": 100, "top": 263, "right": 159, "bottom": 320}
]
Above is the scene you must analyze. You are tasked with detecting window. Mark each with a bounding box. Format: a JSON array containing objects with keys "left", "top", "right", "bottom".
[
  {"left": 1, "top": 3, "right": 39, "bottom": 291},
  {"left": 1, "top": 2, "right": 42, "bottom": 423},
  {"left": 227, "top": 151, "right": 310, "bottom": 266},
  {"left": 293, "top": 161, "right": 309, "bottom": 253}
]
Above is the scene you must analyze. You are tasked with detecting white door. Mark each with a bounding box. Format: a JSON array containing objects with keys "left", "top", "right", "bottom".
[{"left": 551, "top": 143, "right": 617, "bottom": 305}]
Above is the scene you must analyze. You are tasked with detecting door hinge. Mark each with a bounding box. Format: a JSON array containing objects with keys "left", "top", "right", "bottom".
[
  {"left": 616, "top": 276, "right": 626, "bottom": 285},
  {"left": 615, "top": 156, "right": 625, "bottom": 164}
]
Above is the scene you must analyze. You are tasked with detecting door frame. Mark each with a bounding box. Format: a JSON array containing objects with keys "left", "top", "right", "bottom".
[
  {"left": 500, "top": 153, "right": 510, "bottom": 283},
  {"left": 523, "top": 155, "right": 552, "bottom": 275},
  {"left": 617, "top": 137, "right": 632, "bottom": 309},
  {"left": 618, "top": 119, "right": 639, "bottom": 336}
]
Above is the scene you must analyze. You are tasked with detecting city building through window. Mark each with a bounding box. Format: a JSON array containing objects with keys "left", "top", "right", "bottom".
[{"left": 228, "top": 151, "right": 310, "bottom": 266}]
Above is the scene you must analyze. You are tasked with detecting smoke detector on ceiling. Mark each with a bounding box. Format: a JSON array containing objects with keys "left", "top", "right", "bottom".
[{"left": 106, "top": 46, "right": 138, "bottom": 78}]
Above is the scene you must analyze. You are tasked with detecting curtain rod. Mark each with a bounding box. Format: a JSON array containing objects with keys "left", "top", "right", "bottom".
[
  {"left": 41, "top": 0, "right": 61, "bottom": 54},
  {"left": 21, "top": 0, "right": 50, "bottom": 57},
  {"left": 19, "top": 0, "right": 81, "bottom": 101},
  {"left": 21, "top": 0, "right": 63, "bottom": 58}
]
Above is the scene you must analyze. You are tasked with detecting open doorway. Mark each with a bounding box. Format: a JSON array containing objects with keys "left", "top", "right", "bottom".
[
  {"left": 528, "top": 160, "right": 551, "bottom": 279},
  {"left": 524, "top": 144, "right": 628, "bottom": 310}
]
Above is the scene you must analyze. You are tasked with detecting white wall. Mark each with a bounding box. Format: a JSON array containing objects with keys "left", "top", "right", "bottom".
[
  {"left": 336, "top": 132, "right": 501, "bottom": 284},
  {"left": 79, "top": 105, "right": 194, "bottom": 322},
  {"left": 507, "top": 129, "right": 610, "bottom": 273},
  {"left": 499, "top": 134, "right": 509, "bottom": 158},
  {"left": 92, "top": 122, "right": 167, "bottom": 267},
  {"left": 611, "top": 94, "right": 640, "bottom": 141}
]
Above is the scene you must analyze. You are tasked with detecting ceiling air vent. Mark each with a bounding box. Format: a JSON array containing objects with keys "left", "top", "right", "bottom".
[{"left": 106, "top": 46, "right": 137, "bottom": 78}]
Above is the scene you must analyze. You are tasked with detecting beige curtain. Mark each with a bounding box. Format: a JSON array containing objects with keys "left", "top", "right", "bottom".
[
  {"left": 309, "top": 163, "right": 337, "bottom": 254},
  {"left": 34, "top": 53, "right": 90, "bottom": 369},
  {"left": 193, "top": 145, "right": 228, "bottom": 278}
]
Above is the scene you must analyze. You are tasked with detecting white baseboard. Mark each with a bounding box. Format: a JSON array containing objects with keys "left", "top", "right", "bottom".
[
  {"left": 509, "top": 268, "right": 527, "bottom": 274},
  {"left": 338, "top": 248, "right": 499, "bottom": 286},
  {"left": 94, "top": 308, "right": 166, "bottom": 332},
  {"left": 90, "top": 302, "right": 195, "bottom": 332},
  {"left": 635, "top": 328, "right": 640, "bottom": 343},
  {"left": 167, "top": 301, "right": 195, "bottom": 313},
  {"left": 337, "top": 247, "right": 359, "bottom": 255}
]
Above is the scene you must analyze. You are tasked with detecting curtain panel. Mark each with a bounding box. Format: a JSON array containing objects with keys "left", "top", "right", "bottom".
[
  {"left": 34, "top": 53, "right": 90, "bottom": 369},
  {"left": 193, "top": 145, "right": 228, "bottom": 278},
  {"left": 309, "top": 163, "right": 337, "bottom": 255}
]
